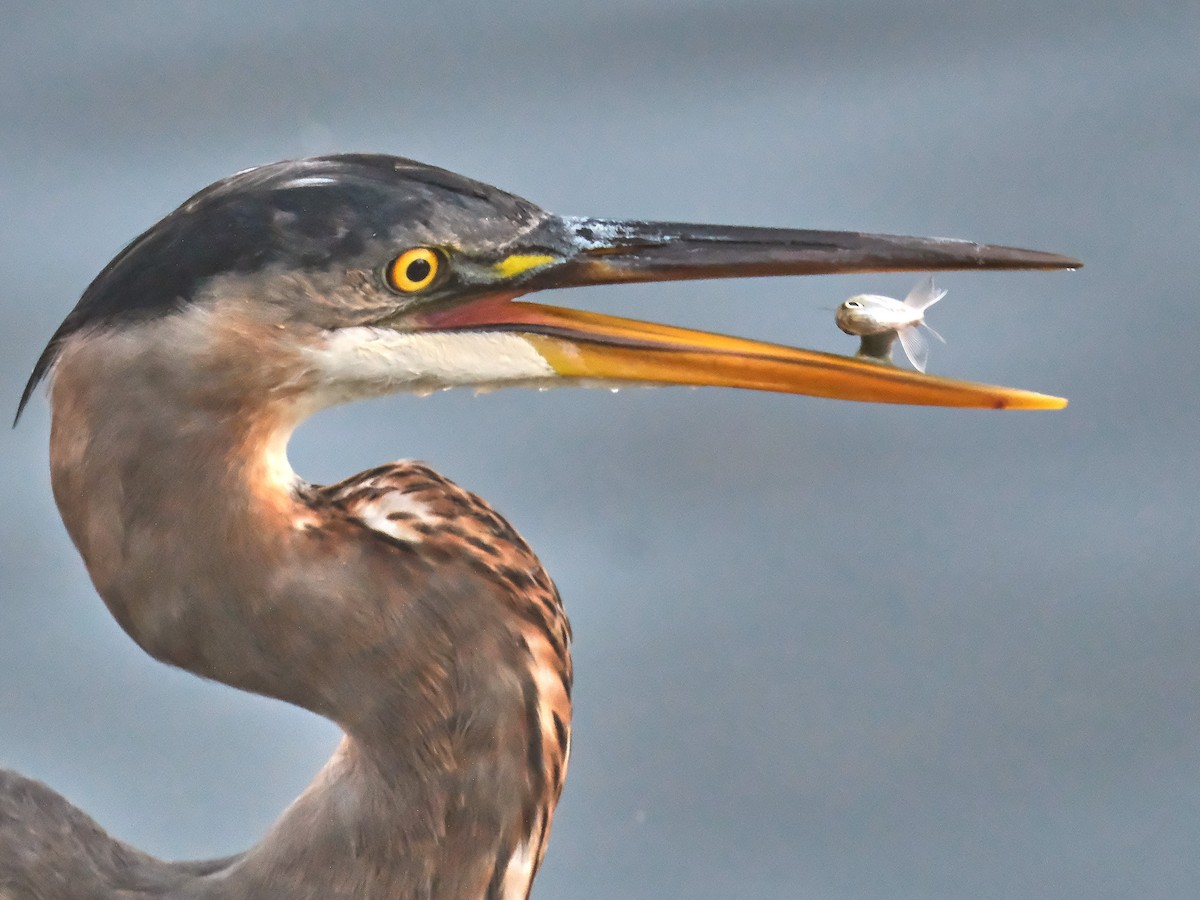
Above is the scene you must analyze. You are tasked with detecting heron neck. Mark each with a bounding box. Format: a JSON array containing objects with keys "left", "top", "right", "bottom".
[
  {"left": 48, "top": 336, "right": 311, "bottom": 698},
  {"left": 46, "top": 327, "right": 557, "bottom": 898}
]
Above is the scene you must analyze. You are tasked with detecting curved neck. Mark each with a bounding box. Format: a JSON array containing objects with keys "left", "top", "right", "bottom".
[{"left": 46, "top": 321, "right": 568, "bottom": 899}]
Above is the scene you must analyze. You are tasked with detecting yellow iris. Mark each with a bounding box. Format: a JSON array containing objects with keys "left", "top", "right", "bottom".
[{"left": 387, "top": 248, "right": 441, "bottom": 293}]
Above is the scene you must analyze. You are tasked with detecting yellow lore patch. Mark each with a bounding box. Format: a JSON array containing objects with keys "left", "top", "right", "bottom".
[{"left": 493, "top": 254, "right": 557, "bottom": 279}]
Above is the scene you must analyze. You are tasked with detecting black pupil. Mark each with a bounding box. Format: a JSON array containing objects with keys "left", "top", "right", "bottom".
[{"left": 406, "top": 257, "right": 432, "bottom": 283}]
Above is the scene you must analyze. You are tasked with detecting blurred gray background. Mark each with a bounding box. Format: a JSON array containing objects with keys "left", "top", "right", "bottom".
[{"left": 1, "top": 1, "right": 1197, "bottom": 897}]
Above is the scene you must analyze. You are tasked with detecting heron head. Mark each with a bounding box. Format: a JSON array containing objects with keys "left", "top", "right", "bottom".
[{"left": 19, "top": 154, "right": 1075, "bottom": 422}]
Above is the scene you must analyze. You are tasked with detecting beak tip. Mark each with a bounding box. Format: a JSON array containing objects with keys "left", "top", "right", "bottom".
[
  {"left": 963, "top": 244, "right": 1082, "bottom": 272},
  {"left": 1001, "top": 391, "right": 1069, "bottom": 410},
  {"left": 1038, "top": 253, "right": 1083, "bottom": 271}
]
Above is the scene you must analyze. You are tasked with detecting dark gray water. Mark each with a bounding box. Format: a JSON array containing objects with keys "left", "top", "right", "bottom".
[{"left": 2, "top": 2, "right": 1197, "bottom": 897}]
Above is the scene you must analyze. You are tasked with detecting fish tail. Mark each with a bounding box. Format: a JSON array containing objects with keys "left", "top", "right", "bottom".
[{"left": 903, "top": 275, "right": 948, "bottom": 312}]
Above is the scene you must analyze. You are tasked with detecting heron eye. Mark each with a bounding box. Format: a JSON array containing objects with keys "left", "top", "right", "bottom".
[{"left": 386, "top": 247, "right": 442, "bottom": 293}]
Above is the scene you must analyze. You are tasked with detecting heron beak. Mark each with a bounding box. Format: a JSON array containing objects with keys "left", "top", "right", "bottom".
[{"left": 418, "top": 218, "right": 1078, "bottom": 410}]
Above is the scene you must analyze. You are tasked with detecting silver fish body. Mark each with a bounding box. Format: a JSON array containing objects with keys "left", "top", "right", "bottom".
[{"left": 835, "top": 275, "right": 947, "bottom": 372}]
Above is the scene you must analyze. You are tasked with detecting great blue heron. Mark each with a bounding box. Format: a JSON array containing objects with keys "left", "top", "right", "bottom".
[{"left": 1, "top": 155, "right": 1074, "bottom": 899}]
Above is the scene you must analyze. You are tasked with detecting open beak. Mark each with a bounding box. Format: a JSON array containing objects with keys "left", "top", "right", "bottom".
[{"left": 419, "top": 217, "right": 1078, "bottom": 410}]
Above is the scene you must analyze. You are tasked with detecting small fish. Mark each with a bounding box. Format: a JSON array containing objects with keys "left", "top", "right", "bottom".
[{"left": 835, "top": 275, "right": 947, "bottom": 372}]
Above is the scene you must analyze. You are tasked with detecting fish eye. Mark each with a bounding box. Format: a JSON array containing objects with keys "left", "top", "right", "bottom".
[{"left": 386, "top": 247, "right": 443, "bottom": 293}]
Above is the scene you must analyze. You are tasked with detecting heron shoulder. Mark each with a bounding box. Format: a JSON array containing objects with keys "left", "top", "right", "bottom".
[
  {"left": 314, "top": 461, "right": 549, "bottom": 583},
  {"left": 308, "top": 458, "right": 574, "bottom": 720}
]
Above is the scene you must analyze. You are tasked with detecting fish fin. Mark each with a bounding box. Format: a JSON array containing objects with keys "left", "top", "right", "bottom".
[
  {"left": 897, "top": 324, "right": 930, "bottom": 372},
  {"left": 903, "top": 275, "right": 948, "bottom": 312},
  {"left": 923, "top": 320, "right": 947, "bottom": 344}
]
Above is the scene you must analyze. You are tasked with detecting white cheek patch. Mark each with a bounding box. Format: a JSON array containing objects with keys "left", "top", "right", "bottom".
[{"left": 306, "top": 328, "right": 557, "bottom": 398}]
